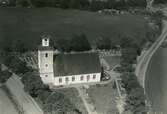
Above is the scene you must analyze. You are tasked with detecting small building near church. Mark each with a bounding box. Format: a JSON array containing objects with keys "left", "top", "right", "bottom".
[{"left": 38, "top": 37, "right": 101, "bottom": 86}]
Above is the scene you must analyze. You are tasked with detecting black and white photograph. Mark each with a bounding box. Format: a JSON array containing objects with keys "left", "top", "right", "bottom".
[{"left": 0, "top": 0, "right": 166, "bottom": 114}]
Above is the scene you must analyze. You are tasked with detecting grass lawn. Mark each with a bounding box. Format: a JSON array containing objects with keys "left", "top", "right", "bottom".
[
  {"left": 87, "top": 82, "right": 119, "bottom": 114},
  {"left": 0, "top": 8, "right": 150, "bottom": 50},
  {"left": 55, "top": 87, "right": 88, "bottom": 114},
  {"left": 104, "top": 56, "right": 121, "bottom": 69}
]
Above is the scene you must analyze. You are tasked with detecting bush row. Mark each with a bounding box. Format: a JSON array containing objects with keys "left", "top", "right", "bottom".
[{"left": 7, "top": 0, "right": 147, "bottom": 10}]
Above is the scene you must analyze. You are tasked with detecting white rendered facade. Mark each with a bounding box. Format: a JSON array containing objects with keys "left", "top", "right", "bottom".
[{"left": 54, "top": 73, "right": 101, "bottom": 86}]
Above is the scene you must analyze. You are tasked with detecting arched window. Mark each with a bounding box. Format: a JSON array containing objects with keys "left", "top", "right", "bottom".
[
  {"left": 45, "top": 53, "right": 48, "bottom": 58},
  {"left": 87, "top": 75, "right": 90, "bottom": 81},
  {"left": 59, "top": 78, "right": 62, "bottom": 83},
  {"left": 93, "top": 75, "right": 96, "bottom": 79},
  {"left": 65, "top": 77, "right": 69, "bottom": 82},
  {"left": 80, "top": 76, "right": 84, "bottom": 81},
  {"left": 72, "top": 77, "right": 75, "bottom": 81}
]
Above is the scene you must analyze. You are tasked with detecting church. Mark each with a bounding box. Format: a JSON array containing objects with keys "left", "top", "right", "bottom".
[{"left": 38, "top": 37, "right": 102, "bottom": 86}]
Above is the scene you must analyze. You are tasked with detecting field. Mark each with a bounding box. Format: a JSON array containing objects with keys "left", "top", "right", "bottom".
[
  {"left": 87, "top": 82, "right": 119, "bottom": 114},
  {"left": 146, "top": 47, "right": 167, "bottom": 113},
  {"left": 0, "top": 8, "right": 150, "bottom": 50}
]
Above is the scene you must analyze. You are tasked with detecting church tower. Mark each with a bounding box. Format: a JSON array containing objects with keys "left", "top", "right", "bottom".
[{"left": 38, "top": 37, "right": 54, "bottom": 84}]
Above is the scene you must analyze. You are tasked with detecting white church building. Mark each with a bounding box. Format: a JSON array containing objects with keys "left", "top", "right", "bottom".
[{"left": 38, "top": 38, "right": 101, "bottom": 86}]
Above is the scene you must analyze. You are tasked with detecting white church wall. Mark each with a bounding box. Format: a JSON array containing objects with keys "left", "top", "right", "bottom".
[
  {"left": 38, "top": 50, "right": 54, "bottom": 74},
  {"left": 53, "top": 73, "right": 101, "bottom": 86},
  {"left": 40, "top": 73, "right": 54, "bottom": 84}
]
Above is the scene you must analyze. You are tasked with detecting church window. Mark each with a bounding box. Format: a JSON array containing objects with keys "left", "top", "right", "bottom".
[
  {"left": 93, "top": 75, "right": 96, "bottom": 79},
  {"left": 45, "top": 53, "right": 48, "bottom": 58},
  {"left": 45, "top": 38, "right": 47, "bottom": 41},
  {"left": 80, "top": 76, "right": 84, "bottom": 81},
  {"left": 87, "top": 75, "right": 90, "bottom": 81},
  {"left": 59, "top": 78, "right": 62, "bottom": 83},
  {"left": 65, "top": 77, "right": 69, "bottom": 82},
  {"left": 45, "top": 64, "right": 48, "bottom": 67},
  {"left": 72, "top": 77, "right": 75, "bottom": 81}
]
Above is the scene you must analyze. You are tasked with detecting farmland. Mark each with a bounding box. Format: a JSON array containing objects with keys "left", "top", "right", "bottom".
[{"left": 0, "top": 8, "right": 151, "bottom": 50}]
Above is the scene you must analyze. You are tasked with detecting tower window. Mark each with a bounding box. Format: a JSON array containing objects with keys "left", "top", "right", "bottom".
[
  {"left": 45, "top": 75, "right": 48, "bottom": 77},
  {"left": 45, "top": 38, "right": 47, "bottom": 41},
  {"left": 45, "top": 64, "right": 48, "bottom": 67},
  {"left": 45, "top": 53, "right": 48, "bottom": 58}
]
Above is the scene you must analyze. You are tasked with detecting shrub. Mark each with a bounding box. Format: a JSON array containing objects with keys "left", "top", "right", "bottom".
[
  {"left": 44, "top": 92, "right": 76, "bottom": 114},
  {"left": 21, "top": 72, "right": 48, "bottom": 97},
  {"left": 0, "top": 70, "right": 12, "bottom": 83}
]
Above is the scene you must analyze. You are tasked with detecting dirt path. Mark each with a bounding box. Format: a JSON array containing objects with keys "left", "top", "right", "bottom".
[
  {"left": 0, "top": 88, "right": 18, "bottom": 114},
  {"left": 76, "top": 87, "right": 98, "bottom": 114}
]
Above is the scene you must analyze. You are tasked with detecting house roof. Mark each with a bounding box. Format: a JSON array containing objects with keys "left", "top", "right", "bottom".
[{"left": 53, "top": 53, "right": 101, "bottom": 76}]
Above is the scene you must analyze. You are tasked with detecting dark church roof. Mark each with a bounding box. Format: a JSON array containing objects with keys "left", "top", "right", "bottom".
[{"left": 53, "top": 53, "right": 101, "bottom": 76}]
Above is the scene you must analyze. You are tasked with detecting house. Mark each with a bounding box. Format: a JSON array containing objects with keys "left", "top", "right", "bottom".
[{"left": 38, "top": 37, "right": 101, "bottom": 86}]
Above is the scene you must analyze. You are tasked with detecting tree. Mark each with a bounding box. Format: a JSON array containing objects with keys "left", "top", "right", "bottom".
[
  {"left": 78, "top": 0, "right": 90, "bottom": 10},
  {"left": 69, "top": 0, "right": 80, "bottom": 9},
  {"left": 70, "top": 33, "right": 91, "bottom": 51},
  {"left": 16, "top": 0, "right": 29, "bottom": 7},
  {"left": 0, "top": 70, "right": 12, "bottom": 83},
  {"left": 121, "top": 48, "right": 137, "bottom": 64},
  {"left": 96, "top": 37, "right": 111, "bottom": 50},
  {"left": 30, "top": 0, "right": 46, "bottom": 7},
  {"left": 55, "top": 38, "right": 71, "bottom": 52},
  {"left": 44, "top": 92, "right": 76, "bottom": 114},
  {"left": 4, "top": 55, "right": 32, "bottom": 74},
  {"left": 125, "top": 88, "right": 147, "bottom": 114},
  {"left": 153, "top": 0, "right": 167, "bottom": 4},
  {"left": 120, "top": 73, "right": 140, "bottom": 92},
  {"left": 90, "top": 0, "right": 106, "bottom": 11},
  {"left": 60, "top": 0, "right": 70, "bottom": 9},
  {"left": 21, "top": 72, "right": 48, "bottom": 97},
  {"left": 151, "top": 10, "right": 164, "bottom": 31},
  {"left": 127, "top": 0, "right": 147, "bottom": 8}
]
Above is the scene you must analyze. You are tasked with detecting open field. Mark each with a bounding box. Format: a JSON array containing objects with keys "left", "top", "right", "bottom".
[
  {"left": 56, "top": 88, "right": 88, "bottom": 114},
  {"left": 146, "top": 46, "right": 167, "bottom": 113},
  {"left": 0, "top": 8, "right": 150, "bottom": 50},
  {"left": 0, "top": 88, "right": 18, "bottom": 114},
  {"left": 87, "top": 82, "right": 118, "bottom": 114}
]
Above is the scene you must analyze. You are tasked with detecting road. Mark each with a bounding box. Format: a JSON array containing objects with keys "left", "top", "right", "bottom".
[
  {"left": 0, "top": 88, "right": 18, "bottom": 114},
  {"left": 135, "top": 20, "right": 167, "bottom": 91},
  {"left": 6, "top": 74, "right": 44, "bottom": 114}
]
